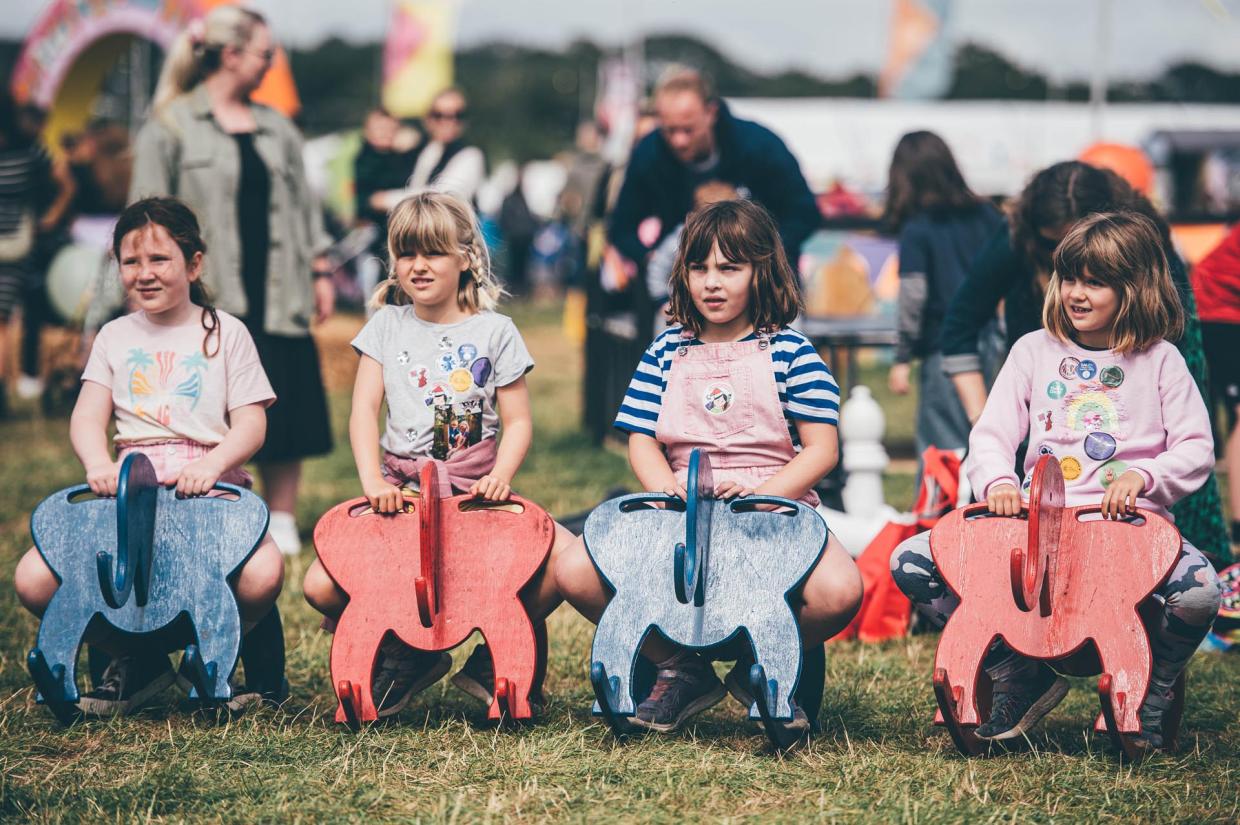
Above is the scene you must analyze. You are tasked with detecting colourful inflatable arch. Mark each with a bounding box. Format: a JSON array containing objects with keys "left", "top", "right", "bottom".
[{"left": 10, "top": 0, "right": 300, "bottom": 154}]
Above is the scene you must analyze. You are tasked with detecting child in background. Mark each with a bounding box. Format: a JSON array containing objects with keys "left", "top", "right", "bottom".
[
  {"left": 882, "top": 131, "right": 1003, "bottom": 456},
  {"left": 890, "top": 211, "right": 1222, "bottom": 750},
  {"left": 302, "top": 192, "right": 573, "bottom": 718},
  {"left": 14, "top": 197, "right": 284, "bottom": 715},
  {"left": 556, "top": 199, "right": 863, "bottom": 739}
]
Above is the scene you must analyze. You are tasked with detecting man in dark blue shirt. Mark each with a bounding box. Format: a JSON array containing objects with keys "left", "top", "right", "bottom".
[{"left": 607, "top": 66, "right": 819, "bottom": 271}]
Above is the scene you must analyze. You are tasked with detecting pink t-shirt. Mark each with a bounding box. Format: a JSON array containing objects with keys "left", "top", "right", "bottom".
[
  {"left": 82, "top": 309, "right": 275, "bottom": 447},
  {"left": 967, "top": 330, "right": 1214, "bottom": 519}
]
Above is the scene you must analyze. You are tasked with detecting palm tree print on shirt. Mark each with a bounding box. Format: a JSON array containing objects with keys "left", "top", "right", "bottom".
[{"left": 128, "top": 348, "right": 208, "bottom": 426}]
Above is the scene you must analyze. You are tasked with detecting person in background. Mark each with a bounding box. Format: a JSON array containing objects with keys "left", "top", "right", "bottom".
[
  {"left": 608, "top": 65, "right": 819, "bottom": 277},
  {"left": 883, "top": 131, "right": 1003, "bottom": 458},
  {"left": 0, "top": 93, "right": 74, "bottom": 413},
  {"left": 128, "top": 6, "right": 335, "bottom": 557},
  {"left": 1191, "top": 222, "right": 1240, "bottom": 552},
  {"left": 354, "top": 107, "right": 420, "bottom": 304},
  {"left": 371, "top": 88, "right": 487, "bottom": 209}
]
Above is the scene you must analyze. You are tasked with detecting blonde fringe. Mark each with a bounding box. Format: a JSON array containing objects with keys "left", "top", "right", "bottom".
[{"left": 368, "top": 192, "right": 505, "bottom": 314}]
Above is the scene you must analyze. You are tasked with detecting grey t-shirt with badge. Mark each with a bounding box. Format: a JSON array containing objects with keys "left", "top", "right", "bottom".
[{"left": 352, "top": 306, "right": 534, "bottom": 460}]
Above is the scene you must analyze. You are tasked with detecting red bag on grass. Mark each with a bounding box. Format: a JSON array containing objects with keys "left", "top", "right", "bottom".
[{"left": 832, "top": 448, "right": 963, "bottom": 643}]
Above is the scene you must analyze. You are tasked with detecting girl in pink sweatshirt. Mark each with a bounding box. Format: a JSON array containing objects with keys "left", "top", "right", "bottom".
[{"left": 890, "top": 211, "right": 1222, "bottom": 751}]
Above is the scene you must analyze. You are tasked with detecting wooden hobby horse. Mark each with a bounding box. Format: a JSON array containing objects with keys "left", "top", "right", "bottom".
[
  {"left": 930, "top": 455, "right": 1185, "bottom": 759},
  {"left": 313, "top": 461, "right": 554, "bottom": 728},
  {"left": 27, "top": 452, "right": 269, "bottom": 724},
  {"left": 583, "top": 449, "right": 828, "bottom": 749}
]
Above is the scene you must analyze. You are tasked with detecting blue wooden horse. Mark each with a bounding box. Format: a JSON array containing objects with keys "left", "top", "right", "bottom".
[
  {"left": 27, "top": 452, "right": 269, "bottom": 724},
  {"left": 583, "top": 449, "right": 828, "bottom": 748}
]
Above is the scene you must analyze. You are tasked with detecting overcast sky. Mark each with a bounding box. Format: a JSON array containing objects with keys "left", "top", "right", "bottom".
[{"left": 7, "top": 0, "right": 1240, "bottom": 83}]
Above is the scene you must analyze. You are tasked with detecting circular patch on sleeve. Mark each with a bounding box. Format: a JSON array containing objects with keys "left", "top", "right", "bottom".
[
  {"left": 703, "top": 384, "right": 734, "bottom": 415},
  {"left": 1047, "top": 380, "right": 1067, "bottom": 400},
  {"left": 1077, "top": 359, "right": 1098, "bottom": 380},
  {"left": 1059, "top": 357, "right": 1080, "bottom": 379},
  {"left": 1083, "top": 431, "right": 1117, "bottom": 461},
  {"left": 1100, "top": 366, "right": 1124, "bottom": 388},
  {"left": 1059, "top": 456, "right": 1083, "bottom": 481}
]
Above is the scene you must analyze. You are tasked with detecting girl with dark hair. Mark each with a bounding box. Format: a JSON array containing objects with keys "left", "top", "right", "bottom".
[
  {"left": 128, "top": 6, "right": 334, "bottom": 556},
  {"left": 940, "top": 160, "right": 1229, "bottom": 561},
  {"left": 882, "top": 131, "right": 1003, "bottom": 457},
  {"left": 555, "top": 200, "right": 862, "bottom": 742},
  {"left": 892, "top": 212, "right": 1221, "bottom": 751},
  {"left": 14, "top": 197, "right": 285, "bottom": 717}
]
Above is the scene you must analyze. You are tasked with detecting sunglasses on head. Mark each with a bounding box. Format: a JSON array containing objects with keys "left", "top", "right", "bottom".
[{"left": 429, "top": 109, "right": 467, "bottom": 122}]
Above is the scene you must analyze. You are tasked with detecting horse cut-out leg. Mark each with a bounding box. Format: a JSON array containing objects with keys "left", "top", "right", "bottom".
[
  {"left": 589, "top": 601, "right": 650, "bottom": 718},
  {"left": 743, "top": 610, "right": 802, "bottom": 721},
  {"left": 30, "top": 596, "right": 86, "bottom": 705},
  {"left": 330, "top": 612, "right": 388, "bottom": 725},
  {"left": 483, "top": 607, "right": 538, "bottom": 720},
  {"left": 185, "top": 589, "right": 241, "bottom": 700},
  {"left": 932, "top": 611, "right": 993, "bottom": 728},
  {"left": 1093, "top": 620, "right": 1152, "bottom": 735}
]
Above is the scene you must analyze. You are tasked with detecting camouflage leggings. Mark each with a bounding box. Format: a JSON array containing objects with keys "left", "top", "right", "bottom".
[{"left": 889, "top": 531, "right": 1222, "bottom": 691}]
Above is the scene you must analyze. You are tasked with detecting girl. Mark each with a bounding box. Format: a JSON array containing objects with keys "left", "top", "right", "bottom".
[
  {"left": 302, "top": 192, "right": 573, "bottom": 718},
  {"left": 555, "top": 199, "right": 863, "bottom": 737},
  {"left": 939, "top": 161, "right": 1228, "bottom": 561},
  {"left": 891, "top": 211, "right": 1223, "bottom": 750},
  {"left": 882, "top": 131, "right": 1003, "bottom": 458},
  {"left": 13, "top": 197, "right": 285, "bottom": 716}
]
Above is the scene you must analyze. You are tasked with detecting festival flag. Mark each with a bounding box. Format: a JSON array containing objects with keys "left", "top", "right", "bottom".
[
  {"left": 382, "top": 0, "right": 457, "bottom": 118},
  {"left": 878, "top": 0, "right": 954, "bottom": 100}
]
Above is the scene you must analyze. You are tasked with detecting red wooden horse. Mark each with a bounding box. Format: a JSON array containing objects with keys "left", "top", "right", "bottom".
[
  {"left": 313, "top": 462, "right": 554, "bottom": 728},
  {"left": 929, "top": 455, "right": 1184, "bottom": 758}
]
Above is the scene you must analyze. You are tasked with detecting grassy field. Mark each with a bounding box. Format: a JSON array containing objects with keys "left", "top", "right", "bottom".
[{"left": 1, "top": 303, "right": 1237, "bottom": 824}]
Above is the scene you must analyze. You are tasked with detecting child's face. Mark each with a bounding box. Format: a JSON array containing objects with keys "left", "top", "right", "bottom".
[
  {"left": 394, "top": 248, "right": 467, "bottom": 312},
  {"left": 118, "top": 223, "right": 202, "bottom": 320},
  {"left": 687, "top": 240, "right": 753, "bottom": 334},
  {"left": 1060, "top": 266, "right": 1119, "bottom": 348}
]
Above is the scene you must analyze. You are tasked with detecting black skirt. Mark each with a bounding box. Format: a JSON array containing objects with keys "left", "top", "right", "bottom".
[{"left": 250, "top": 328, "right": 333, "bottom": 463}]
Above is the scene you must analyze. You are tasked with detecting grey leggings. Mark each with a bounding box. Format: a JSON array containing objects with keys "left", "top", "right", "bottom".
[{"left": 889, "top": 530, "right": 1222, "bottom": 693}]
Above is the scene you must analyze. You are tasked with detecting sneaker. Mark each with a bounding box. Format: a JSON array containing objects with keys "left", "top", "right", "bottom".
[
  {"left": 268, "top": 511, "right": 302, "bottom": 557},
  {"left": 975, "top": 665, "right": 1069, "bottom": 740},
  {"left": 372, "top": 640, "right": 451, "bottom": 719},
  {"left": 451, "top": 643, "right": 546, "bottom": 713},
  {"left": 77, "top": 654, "right": 175, "bottom": 717},
  {"left": 1129, "top": 686, "right": 1174, "bottom": 752},
  {"left": 14, "top": 373, "right": 44, "bottom": 401},
  {"left": 631, "top": 651, "right": 726, "bottom": 733},
  {"left": 223, "top": 685, "right": 266, "bottom": 715}
]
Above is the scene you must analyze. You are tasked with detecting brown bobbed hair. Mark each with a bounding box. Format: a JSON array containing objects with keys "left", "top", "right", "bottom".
[
  {"left": 666, "top": 199, "right": 803, "bottom": 336},
  {"left": 1044, "top": 211, "right": 1184, "bottom": 354},
  {"left": 112, "top": 196, "right": 220, "bottom": 357}
]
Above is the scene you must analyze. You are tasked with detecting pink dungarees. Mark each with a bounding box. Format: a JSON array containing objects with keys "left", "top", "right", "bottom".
[{"left": 654, "top": 334, "right": 821, "bottom": 507}]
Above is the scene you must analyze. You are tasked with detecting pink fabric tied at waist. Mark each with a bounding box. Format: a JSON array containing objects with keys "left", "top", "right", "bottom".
[
  {"left": 381, "top": 437, "right": 499, "bottom": 494},
  {"left": 118, "top": 440, "right": 253, "bottom": 489}
]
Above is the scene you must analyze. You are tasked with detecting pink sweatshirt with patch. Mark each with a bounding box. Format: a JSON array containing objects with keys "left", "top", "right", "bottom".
[{"left": 966, "top": 330, "right": 1214, "bottom": 520}]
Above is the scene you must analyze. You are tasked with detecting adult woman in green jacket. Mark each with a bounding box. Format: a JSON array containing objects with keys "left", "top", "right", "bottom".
[{"left": 129, "top": 5, "right": 334, "bottom": 556}]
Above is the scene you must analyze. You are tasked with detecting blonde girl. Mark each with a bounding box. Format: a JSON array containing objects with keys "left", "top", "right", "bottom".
[{"left": 303, "top": 192, "right": 573, "bottom": 718}]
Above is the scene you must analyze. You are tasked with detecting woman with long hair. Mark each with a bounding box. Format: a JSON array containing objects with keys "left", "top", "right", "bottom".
[
  {"left": 129, "top": 5, "right": 335, "bottom": 557},
  {"left": 940, "top": 160, "right": 1229, "bottom": 561},
  {"left": 882, "top": 131, "right": 1003, "bottom": 457}
]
